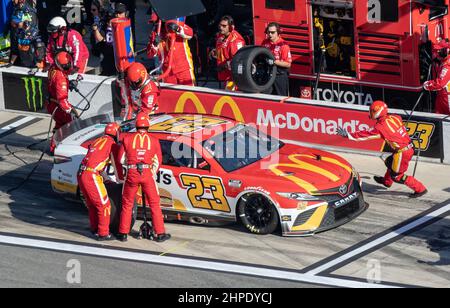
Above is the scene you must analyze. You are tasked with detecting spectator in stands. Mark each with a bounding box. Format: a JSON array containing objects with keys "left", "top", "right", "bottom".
[
  {"left": 10, "top": 20, "right": 45, "bottom": 69},
  {"left": 261, "top": 22, "right": 292, "bottom": 96},
  {"left": 110, "top": 0, "right": 136, "bottom": 48},
  {"left": 90, "top": 0, "right": 116, "bottom": 76},
  {"left": 211, "top": 15, "right": 246, "bottom": 91},
  {"left": 8, "top": 0, "right": 37, "bottom": 67}
]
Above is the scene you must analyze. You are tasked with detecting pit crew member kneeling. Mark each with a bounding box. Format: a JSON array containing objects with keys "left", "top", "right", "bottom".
[
  {"left": 78, "top": 123, "right": 122, "bottom": 241},
  {"left": 117, "top": 112, "right": 170, "bottom": 242},
  {"left": 336, "top": 100, "right": 428, "bottom": 198}
]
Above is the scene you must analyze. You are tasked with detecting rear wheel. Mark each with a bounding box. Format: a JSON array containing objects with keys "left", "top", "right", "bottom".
[{"left": 237, "top": 194, "right": 279, "bottom": 235}]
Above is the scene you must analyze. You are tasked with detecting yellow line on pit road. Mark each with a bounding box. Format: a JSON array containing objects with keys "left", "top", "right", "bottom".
[{"left": 159, "top": 240, "right": 197, "bottom": 257}]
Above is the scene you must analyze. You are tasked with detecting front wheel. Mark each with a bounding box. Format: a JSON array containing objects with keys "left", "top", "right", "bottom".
[{"left": 237, "top": 194, "right": 279, "bottom": 235}]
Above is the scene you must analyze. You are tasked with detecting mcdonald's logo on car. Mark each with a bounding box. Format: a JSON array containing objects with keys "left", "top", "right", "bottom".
[
  {"left": 132, "top": 134, "right": 152, "bottom": 150},
  {"left": 174, "top": 92, "right": 245, "bottom": 123}
]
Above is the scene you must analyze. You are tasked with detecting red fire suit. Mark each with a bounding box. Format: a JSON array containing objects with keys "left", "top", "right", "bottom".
[
  {"left": 118, "top": 131, "right": 165, "bottom": 235},
  {"left": 46, "top": 30, "right": 90, "bottom": 73},
  {"left": 77, "top": 135, "right": 120, "bottom": 237},
  {"left": 46, "top": 66, "right": 75, "bottom": 153},
  {"left": 261, "top": 37, "right": 292, "bottom": 96},
  {"left": 123, "top": 79, "right": 160, "bottom": 120},
  {"left": 423, "top": 56, "right": 450, "bottom": 115},
  {"left": 148, "top": 23, "right": 195, "bottom": 86},
  {"left": 215, "top": 30, "right": 245, "bottom": 90},
  {"left": 347, "top": 115, "right": 427, "bottom": 193}
]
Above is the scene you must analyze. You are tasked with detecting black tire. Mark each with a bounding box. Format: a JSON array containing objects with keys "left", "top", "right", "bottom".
[
  {"left": 237, "top": 194, "right": 279, "bottom": 235},
  {"left": 231, "top": 46, "right": 277, "bottom": 93},
  {"left": 105, "top": 183, "right": 137, "bottom": 235}
]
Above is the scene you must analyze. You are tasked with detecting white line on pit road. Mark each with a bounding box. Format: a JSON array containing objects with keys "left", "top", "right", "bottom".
[
  {"left": 306, "top": 203, "right": 450, "bottom": 276},
  {"left": 0, "top": 234, "right": 397, "bottom": 288},
  {"left": 0, "top": 116, "right": 36, "bottom": 137}
]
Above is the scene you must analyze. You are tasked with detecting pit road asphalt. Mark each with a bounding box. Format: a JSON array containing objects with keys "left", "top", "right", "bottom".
[{"left": 0, "top": 111, "right": 449, "bottom": 288}]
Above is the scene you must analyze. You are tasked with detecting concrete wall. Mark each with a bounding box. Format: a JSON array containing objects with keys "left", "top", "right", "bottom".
[{"left": 0, "top": 66, "right": 115, "bottom": 119}]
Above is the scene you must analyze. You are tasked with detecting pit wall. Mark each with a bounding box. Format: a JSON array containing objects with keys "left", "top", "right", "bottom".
[{"left": 1, "top": 66, "right": 449, "bottom": 164}]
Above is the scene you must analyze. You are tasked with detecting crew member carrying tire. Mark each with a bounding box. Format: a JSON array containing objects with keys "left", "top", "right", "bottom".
[
  {"left": 46, "top": 51, "right": 80, "bottom": 154},
  {"left": 147, "top": 18, "right": 195, "bottom": 86},
  {"left": 117, "top": 112, "right": 170, "bottom": 243},
  {"left": 46, "top": 16, "right": 89, "bottom": 74},
  {"left": 261, "top": 22, "right": 292, "bottom": 96},
  {"left": 77, "top": 122, "right": 122, "bottom": 241},
  {"left": 123, "top": 62, "right": 160, "bottom": 120},
  {"left": 336, "top": 100, "right": 428, "bottom": 198},
  {"left": 211, "top": 15, "right": 245, "bottom": 91}
]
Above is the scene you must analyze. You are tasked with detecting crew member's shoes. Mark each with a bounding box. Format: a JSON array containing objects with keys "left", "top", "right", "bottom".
[
  {"left": 116, "top": 233, "right": 128, "bottom": 242},
  {"left": 410, "top": 189, "right": 428, "bottom": 199},
  {"left": 155, "top": 233, "right": 171, "bottom": 243},
  {"left": 374, "top": 176, "right": 392, "bottom": 188},
  {"left": 96, "top": 234, "right": 114, "bottom": 242}
]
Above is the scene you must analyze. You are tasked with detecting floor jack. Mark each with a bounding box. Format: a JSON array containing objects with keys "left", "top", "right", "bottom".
[{"left": 138, "top": 192, "right": 154, "bottom": 240}]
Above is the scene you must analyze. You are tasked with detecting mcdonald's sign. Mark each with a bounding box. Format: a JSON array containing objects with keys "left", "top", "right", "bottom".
[{"left": 173, "top": 92, "right": 245, "bottom": 123}]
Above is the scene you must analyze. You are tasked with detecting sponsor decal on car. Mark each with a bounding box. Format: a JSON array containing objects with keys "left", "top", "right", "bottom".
[{"left": 334, "top": 192, "right": 358, "bottom": 209}]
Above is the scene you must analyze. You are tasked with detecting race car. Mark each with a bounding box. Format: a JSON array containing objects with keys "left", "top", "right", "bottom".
[{"left": 51, "top": 113, "right": 368, "bottom": 237}]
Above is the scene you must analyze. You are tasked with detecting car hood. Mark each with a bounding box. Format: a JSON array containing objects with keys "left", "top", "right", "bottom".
[{"left": 236, "top": 144, "right": 354, "bottom": 194}]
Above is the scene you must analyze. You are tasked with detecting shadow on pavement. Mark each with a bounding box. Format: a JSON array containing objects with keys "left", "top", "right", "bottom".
[{"left": 0, "top": 162, "right": 91, "bottom": 239}]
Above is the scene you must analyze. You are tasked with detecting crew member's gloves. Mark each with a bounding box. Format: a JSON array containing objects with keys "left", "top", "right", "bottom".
[
  {"left": 336, "top": 127, "right": 348, "bottom": 138},
  {"left": 423, "top": 81, "right": 431, "bottom": 91},
  {"left": 167, "top": 22, "right": 180, "bottom": 33},
  {"left": 266, "top": 58, "right": 275, "bottom": 66},
  {"left": 69, "top": 79, "right": 79, "bottom": 92}
]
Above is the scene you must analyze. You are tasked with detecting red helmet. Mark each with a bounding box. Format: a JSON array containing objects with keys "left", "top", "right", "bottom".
[
  {"left": 135, "top": 112, "right": 151, "bottom": 129},
  {"left": 433, "top": 39, "right": 450, "bottom": 59},
  {"left": 105, "top": 122, "right": 121, "bottom": 138},
  {"left": 126, "top": 62, "right": 148, "bottom": 90},
  {"left": 369, "top": 100, "right": 388, "bottom": 120},
  {"left": 55, "top": 51, "right": 73, "bottom": 73}
]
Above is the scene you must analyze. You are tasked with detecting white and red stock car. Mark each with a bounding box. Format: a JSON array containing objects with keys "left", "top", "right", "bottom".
[{"left": 51, "top": 113, "right": 367, "bottom": 236}]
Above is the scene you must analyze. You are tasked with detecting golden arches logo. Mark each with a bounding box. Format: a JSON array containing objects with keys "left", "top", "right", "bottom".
[
  {"left": 174, "top": 92, "right": 245, "bottom": 123},
  {"left": 269, "top": 154, "right": 352, "bottom": 194},
  {"left": 93, "top": 137, "right": 108, "bottom": 151},
  {"left": 132, "top": 134, "right": 151, "bottom": 150}
]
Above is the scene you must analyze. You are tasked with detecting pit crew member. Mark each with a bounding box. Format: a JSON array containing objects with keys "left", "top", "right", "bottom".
[
  {"left": 46, "top": 16, "right": 89, "bottom": 74},
  {"left": 211, "top": 15, "right": 245, "bottom": 91},
  {"left": 261, "top": 22, "right": 292, "bottom": 96},
  {"left": 123, "top": 62, "right": 160, "bottom": 120},
  {"left": 337, "top": 100, "right": 428, "bottom": 198},
  {"left": 423, "top": 40, "right": 450, "bottom": 115},
  {"left": 46, "top": 51, "right": 79, "bottom": 154},
  {"left": 117, "top": 112, "right": 170, "bottom": 242},
  {"left": 77, "top": 123, "right": 121, "bottom": 241},
  {"left": 147, "top": 17, "right": 195, "bottom": 86}
]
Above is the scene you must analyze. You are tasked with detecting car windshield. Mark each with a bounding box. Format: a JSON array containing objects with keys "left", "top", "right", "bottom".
[{"left": 203, "top": 124, "right": 284, "bottom": 172}]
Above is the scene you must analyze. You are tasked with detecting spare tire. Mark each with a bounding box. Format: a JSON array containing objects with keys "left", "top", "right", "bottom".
[
  {"left": 105, "top": 183, "right": 137, "bottom": 234},
  {"left": 231, "top": 46, "right": 277, "bottom": 93}
]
